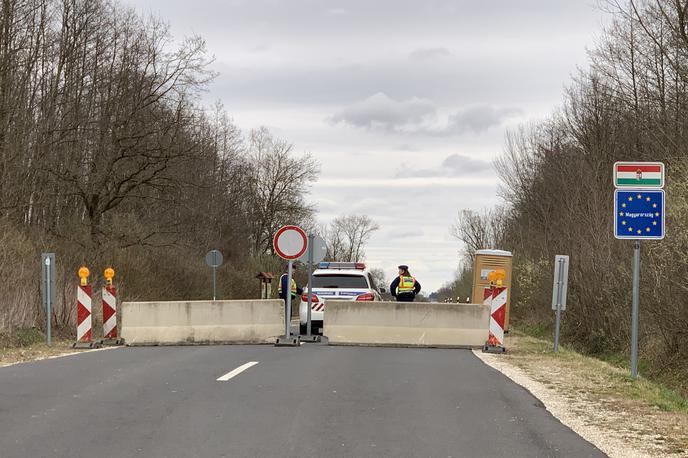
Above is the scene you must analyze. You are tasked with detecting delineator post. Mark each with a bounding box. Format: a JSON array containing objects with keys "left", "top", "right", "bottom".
[
  {"left": 74, "top": 266, "right": 99, "bottom": 348},
  {"left": 483, "top": 270, "right": 507, "bottom": 353},
  {"left": 100, "top": 267, "right": 123, "bottom": 345}
]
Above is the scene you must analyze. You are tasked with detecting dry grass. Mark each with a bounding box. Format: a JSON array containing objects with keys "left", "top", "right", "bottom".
[
  {"left": 477, "top": 332, "right": 688, "bottom": 457},
  {"left": 0, "top": 328, "right": 82, "bottom": 367}
]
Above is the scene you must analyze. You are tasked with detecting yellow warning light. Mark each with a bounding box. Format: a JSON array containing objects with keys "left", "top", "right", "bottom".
[
  {"left": 104, "top": 267, "right": 115, "bottom": 286},
  {"left": 78, "top": 266, "right": 90, "bottom": 286},
  {"left": 487, "top": 271, "right": 497, "bottom": 283},
  {"left": 494, "top": 269, "right": 506, "bottom": 287}
]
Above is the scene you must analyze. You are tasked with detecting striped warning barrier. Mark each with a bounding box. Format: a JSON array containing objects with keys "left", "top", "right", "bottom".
[
  {"left": 73, "top": 266, "right": 100, "bottom": 349},
  {"left": 102, "top": 286, "right": 117, "bottom": 339},
  {"left": 483, "top": 286, "right": 507, "bottom": 353},
  {"left": 312, "top": 303, "right": 325, "bottom": 312},
  {"left": 76, "top": 284, "right": 93, "bottom": 343}
]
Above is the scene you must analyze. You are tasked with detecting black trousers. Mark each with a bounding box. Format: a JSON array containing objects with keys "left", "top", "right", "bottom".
[{"left": 396, "top": 293, "right": 416, "bottom": 302}]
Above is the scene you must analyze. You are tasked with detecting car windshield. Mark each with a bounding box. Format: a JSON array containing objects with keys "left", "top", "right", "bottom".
[{"left": 312, "top": 274, "right": 369, "bottom": 289}]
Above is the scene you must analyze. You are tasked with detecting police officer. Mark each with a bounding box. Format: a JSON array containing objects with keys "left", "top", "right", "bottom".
[
  {"left": 390, "top": 265, "right": 421, "bottom": 302},
  {"left": 278, "top": 264, "right": 303, "bottom": 301}
]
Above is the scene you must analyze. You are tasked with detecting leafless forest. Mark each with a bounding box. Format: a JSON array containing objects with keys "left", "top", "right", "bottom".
[
  {"left": 450, "top": 0, "right": 688, "bottom": 389},
  {"left": 0, "top": 0, "right": 322, "bottom": 332}
]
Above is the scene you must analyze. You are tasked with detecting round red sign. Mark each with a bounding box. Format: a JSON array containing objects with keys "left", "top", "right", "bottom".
[{"left": 273, "top": 225, "right": 308, "bottom": 260}]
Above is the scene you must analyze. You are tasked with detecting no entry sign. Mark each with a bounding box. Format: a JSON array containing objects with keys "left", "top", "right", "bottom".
[{"left": 273, "top": 225, "right": 308, "bottom": 260}]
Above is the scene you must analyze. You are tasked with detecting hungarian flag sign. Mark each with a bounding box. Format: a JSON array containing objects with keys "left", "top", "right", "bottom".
[{"left": 614, "top": 162, "right": 664, "bottom": 188}]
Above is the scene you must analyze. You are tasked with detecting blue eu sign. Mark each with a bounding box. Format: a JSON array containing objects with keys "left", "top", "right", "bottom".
[{"left": 614, "top": 189, "right": 665, "bottom": 240}]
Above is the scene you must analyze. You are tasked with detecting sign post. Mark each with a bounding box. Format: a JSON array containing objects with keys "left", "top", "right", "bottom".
[
  {"left": 551, "top": 255, "right": 569, "bottom": 353},
  {"left": 273, "top": 225, "right": 308, "bottom": 347},
  {"left": 41, "top": 253, "right": 55, "bottom": 346},
  {"left": 205, "top": 250, "right": 223, "bottom": 300},
  {"left": 299, "top": 234, "right": 327, "bottom": 342},
  {"left": 613, "top": 162, "right": 665, "bottom": 378}
]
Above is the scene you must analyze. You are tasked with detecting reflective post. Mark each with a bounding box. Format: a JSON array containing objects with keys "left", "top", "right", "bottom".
[
  {"left": 553, "top": 257, "right": 564, "bottom": 353},
  {"left": 45, "top": 256, "right": 52, "bottom": 347}
]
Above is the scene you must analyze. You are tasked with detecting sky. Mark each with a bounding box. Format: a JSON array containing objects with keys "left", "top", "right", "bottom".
[{"left": 125, "top": 0, "right": 608, "bottom": 293}]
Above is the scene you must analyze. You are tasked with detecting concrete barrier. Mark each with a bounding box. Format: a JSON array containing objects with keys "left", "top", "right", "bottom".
[
  {"left": 121, "top": 300, "right": 284, "bottom": 345},
  {"left": 324, "top": 301, "right": 490, "bottom": 348}
]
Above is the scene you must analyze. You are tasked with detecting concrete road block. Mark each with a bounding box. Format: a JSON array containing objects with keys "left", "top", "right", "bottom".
[
  {"left": 324, "top": 301, "right": 490, "bottom": 348},
  {"left": 121, "top": 300, "right": 284, "bottom": 345}
]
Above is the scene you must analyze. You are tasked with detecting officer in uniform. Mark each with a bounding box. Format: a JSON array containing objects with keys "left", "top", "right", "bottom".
[
  {"left": 278, "top": 264, "right": 303, "bottom": 301},
  {"left": 390, "top": 264, "right": 421, "bottom": 302}
]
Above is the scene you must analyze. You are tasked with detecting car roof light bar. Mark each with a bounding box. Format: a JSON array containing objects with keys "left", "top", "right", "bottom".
[{"left": 317, "top": 262, "right": 366, "bottom": 270}]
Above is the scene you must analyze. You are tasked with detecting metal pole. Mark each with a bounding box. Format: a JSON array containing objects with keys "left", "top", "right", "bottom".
[
  {"left": 554, "top": 258, "right": 564, "bottom": 353},
  {"left": 554, "top": 306, "right": 561, "bottom": 353},
  {"left": 631, "top": 240, "right": 640, "bottom": 378},
  {"left": 286, "top": 260, "right": 293, "bottom": 337},
  {"left": 45, "top": 257, "right": 51, "bottom": 347},
  {"left": 212, "top": 266, "right": 217, "bottom": 301},
  {"left": 306, "top": 234, "right": 314, "bottom": 336}
]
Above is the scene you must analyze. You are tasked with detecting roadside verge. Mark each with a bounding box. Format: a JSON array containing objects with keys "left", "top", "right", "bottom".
[{"left": 474, "top": 333, "right": 688, "bottom": 458}]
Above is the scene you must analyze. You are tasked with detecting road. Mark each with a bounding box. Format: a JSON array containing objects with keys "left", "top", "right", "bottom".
[{"left": 0, "top": 344, "right": 605, "bottom": 458}]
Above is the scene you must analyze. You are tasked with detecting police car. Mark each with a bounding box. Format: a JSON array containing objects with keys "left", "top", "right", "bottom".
[{"left": 299, "top": 262, "right": 382, "bottom": 335}]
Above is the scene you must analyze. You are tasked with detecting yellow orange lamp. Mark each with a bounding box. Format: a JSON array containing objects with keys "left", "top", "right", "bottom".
[
  {"left": 104, "top": 267, "right": 115, "bottom": 286},
  {"left": 494, "top": 269, "right": 506, "bottom": 287},
  {"left": 78, "top": 266, "right": 90, "bottom": 286}
]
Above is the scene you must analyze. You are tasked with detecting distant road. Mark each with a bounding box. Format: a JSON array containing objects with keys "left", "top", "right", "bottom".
[{"left": 0, "top": 345, "right": 604, "bottom": 457}]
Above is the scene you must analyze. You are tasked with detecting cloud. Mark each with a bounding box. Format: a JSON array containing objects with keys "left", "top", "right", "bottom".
[
  {"left": 408, "top": 47, "right": 452, "bottom": 61},
  {"left": 326, "top": 7, "right": 347, "bottom": 16},
  {"left": 329, "top": 92, "right": 436, "bottom": 132},
  {"left": 395, "top": 153, "right": 493, "bottom": 178},
  {"left": 330, "top": 93, "right": 519, "bottom": 136},
  {"left": 445, "top": 105, "right": 521, "bottom": 134},
  {"left": 389, "top": 229, "right": 425, "bottom": 239}
]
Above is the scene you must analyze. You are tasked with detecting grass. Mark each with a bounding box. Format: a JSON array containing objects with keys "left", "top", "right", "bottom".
[
  {"left": 511, "top": 328, "right": 688, "bottom": 413},
  {"left": 498, "top": 328, "right": 688, "bottom": 456},
  {"left": 0, "top": 327, "right": 78, "bottom": 367}
]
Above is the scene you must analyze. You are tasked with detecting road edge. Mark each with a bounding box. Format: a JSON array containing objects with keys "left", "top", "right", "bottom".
[
  {"left": 0, "top": 346, "right": 121, "bottom": 369},
  {"left": 472, "top": 349, "right": 647, "bottom": 458}
]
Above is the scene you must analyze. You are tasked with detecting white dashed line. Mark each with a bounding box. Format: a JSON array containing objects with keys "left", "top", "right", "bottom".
[{"left": 216, "top": 361, "right": 259, "bottom": 381}]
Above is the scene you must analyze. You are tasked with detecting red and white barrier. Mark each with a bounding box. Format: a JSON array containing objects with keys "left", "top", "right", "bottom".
[
  {"left": 76, "top": 284, "right": 93, "bottom": 343},
  {"left": 102, "top": 286, "right": 117, "bottom": 339},
  {"left": 484, "top": 286, "right": 507, "bottom": 351}
]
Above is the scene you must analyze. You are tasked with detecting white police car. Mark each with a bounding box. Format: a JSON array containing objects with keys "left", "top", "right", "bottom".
[{"left": 299, "top": 262, "right": 382, "bottom": 335}]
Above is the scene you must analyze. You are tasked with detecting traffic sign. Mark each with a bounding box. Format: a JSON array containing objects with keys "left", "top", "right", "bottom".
[
  {"left": 205, "top": 250, "right": 223, "bottom": 300},
  {"left": 273, "top": 225, "right": 308, "bottom": 260},
  {"left": 41, "top": 253, "right": 56, "bottom": 311},
  {"left": 551, "top": 255, "right": 569, "bottom": 311},
  {"left": 205, "top": 250, "right": 223, "bottom": 267},
  {"left": 614, "top": 189, "right": 665, "bottom": 240},
  {"left": 614, "top": 162, "right": 664, "bottom": 188},
  {"left": 298, "top": 234, "right": 327, "bottom": 264}
]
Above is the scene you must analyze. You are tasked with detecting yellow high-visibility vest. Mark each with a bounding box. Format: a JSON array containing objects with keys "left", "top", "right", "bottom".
[
  {"left": 278, "top": 274, "right": 297, "bottom": 295},
  {"left": 398, "top": 275, "right": 416, "bottom": 294}
]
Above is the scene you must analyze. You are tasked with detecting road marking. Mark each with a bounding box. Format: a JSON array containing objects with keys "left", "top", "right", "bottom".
[
  {"left": 216, "top": 361, "right": 259, "bottom": 381},
  {"left": 0, "top": 346, "right": 121, "bottom": 369}
]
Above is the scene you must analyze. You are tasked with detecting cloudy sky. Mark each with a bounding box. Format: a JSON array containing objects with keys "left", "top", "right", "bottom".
[{"left": 126, "top": 0, "right": 607, "bottom": 292}]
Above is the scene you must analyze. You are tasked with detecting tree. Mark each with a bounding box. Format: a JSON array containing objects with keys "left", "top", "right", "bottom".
[
  {"left": 451, "top": 207, "right": 507, "bottom": 260},
  {"left": 322, "top": 214, "right": 380, "bottom": 262},
  {"left": 246, "top": 127, "right": 319, "bottom": 254}
]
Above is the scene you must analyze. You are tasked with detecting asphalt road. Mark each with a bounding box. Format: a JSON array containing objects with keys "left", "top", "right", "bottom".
[{"left": 0, "top": 344, "right": 605, "bottom": 458}]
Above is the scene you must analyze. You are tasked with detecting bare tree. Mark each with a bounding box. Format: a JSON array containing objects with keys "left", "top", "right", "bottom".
[
  {"left": 322, "top": 214, "right": 380, "bottom": 262},
  {"left": 451, "top": 207, "right": 507, "bottom": 260},
  {"left": 246, "top": 127, "right": 319, "bottom": 254}
]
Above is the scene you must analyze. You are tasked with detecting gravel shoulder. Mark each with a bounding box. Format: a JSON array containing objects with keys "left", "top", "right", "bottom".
[{"left": 475, "top": 333, "right": 688, "bottom": 458}]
